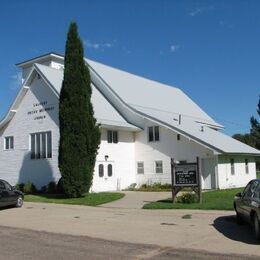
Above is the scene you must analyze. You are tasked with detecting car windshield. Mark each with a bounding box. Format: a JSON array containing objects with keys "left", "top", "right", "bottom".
[
  {"left": 3, "top": 181, "right": 12, "bottom": 191},
  {"left": 244, "top": 181, "right": 259, "bottom": 198},
  {"left": 253, "top": 184, "right": 260, "bottom": 199}
]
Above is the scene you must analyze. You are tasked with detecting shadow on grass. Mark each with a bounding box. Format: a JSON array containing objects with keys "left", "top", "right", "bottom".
[
  {"left": 157, "top": 199, "right": 172, "bottom": 203},
  {"left": 213, "top": 215, "right": 260, "bottom": 245},
  {"left": 29, "top": 193, "right": 72, "bottom": 199}
]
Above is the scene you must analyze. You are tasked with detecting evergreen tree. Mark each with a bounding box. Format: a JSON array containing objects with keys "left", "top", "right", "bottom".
[
  {"left": 58, "top": 22, "right": 100, "bottom": 197},
  {"left": 232, "top": 133, "right": 256, "bottom": 147},
  {"left": 250, "top": 96, "right": 260, "bottom": 150}
]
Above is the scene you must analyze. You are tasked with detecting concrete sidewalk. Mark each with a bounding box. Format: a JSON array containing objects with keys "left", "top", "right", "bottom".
[
  {"left": 101, "top": 191, "right": 171, "bottom": 209},
  {"left": 1, "top": 201, "right": 260, "bottom": 258}
]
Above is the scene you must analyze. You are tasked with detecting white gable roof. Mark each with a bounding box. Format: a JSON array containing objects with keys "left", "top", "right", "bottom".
[{"left": 86, "top": 59, "right": 222, "bottom": 129}]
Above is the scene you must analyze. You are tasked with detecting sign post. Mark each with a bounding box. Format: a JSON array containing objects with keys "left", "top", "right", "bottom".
[{"left": 171, "top": 157, "right": 202, "bottom": 204}]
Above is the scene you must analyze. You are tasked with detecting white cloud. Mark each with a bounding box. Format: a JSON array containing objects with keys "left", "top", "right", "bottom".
[
  {"left": 189, "top": 5, "right": 214, "bottom": 17},
  {"left": 219, "top": 20, "right": 234, "bottom": 29},
  {"left": 122, "top": 46, "right": 132, "bottom": 54},
  {"left": 170, "top": 45, "right": 180, "bottom": 52},
  {"left": 9, "top": 72, "right": 22, "bottom": 90},
  {"left": 83, "top": 40, "right": 113, "bottom": 51}
]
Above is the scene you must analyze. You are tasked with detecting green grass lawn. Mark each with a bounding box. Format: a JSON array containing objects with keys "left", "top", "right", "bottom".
[
  {"left": 143, "top": 188, "right": 243, "bottom": 210},
  {"left": 25, "top": 192, "right": 124, "bottom": 206}
]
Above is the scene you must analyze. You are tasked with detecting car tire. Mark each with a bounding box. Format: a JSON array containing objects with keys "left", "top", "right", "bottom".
[
  {"left": 254, "top": 213, "right": 260, "bottom": 240},
  {"left": 16, "top": 195, "right": 23, "bottom": 208}
]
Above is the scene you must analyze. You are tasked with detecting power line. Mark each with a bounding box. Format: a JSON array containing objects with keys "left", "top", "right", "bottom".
[{"left": 129, "top": 102, "right": 251, "bottom": 129}]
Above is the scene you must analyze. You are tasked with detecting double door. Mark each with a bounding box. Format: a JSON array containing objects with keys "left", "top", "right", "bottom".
[{"left": 95, "top": 161, "right": 117, "bottom": 191}]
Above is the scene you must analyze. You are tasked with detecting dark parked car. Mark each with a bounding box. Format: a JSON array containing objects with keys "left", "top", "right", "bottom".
[
  {"left": 234, "top": 179, "right": 260, "bottom": 239},
  {"left": 0, "top": 179, "right": 24, "bottom": 208}
]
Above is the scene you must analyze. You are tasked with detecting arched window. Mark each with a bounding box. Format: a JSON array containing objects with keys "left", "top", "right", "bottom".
[
  {"left": 108, "top": 164, "right": 113, "bottom": 177},
  {"left": 99, "top": 164, "right": 104, "bottom": 177}
]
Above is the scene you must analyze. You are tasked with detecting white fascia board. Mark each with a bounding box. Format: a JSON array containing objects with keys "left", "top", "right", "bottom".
[
  {"left": 16, "top": 53, "right": 63, "bottom": 68},
  {"left": 221, "top": 152, "right": 260, "bottom": 157},
  {"left": 34, "top": 64, "right": 59, "bottom": 98},
  {"left": 100, "top": 124, "right": 141, "bottom": 132},
  {"left": 0, "top": 68, "right": 35, "bottom": 128}
]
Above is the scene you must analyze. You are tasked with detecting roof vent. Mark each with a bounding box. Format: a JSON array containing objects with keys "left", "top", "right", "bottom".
[{"left": 178, "top": 114, "right": 182, "bottom": 125}]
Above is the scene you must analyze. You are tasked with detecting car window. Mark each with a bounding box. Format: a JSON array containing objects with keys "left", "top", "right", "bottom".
[
  {"left": 244, "top": 181, "right": 258, "bottom": 198},
  {"left": 243, "top": 182, "right": 252, "bottom": 196},
  {"left": 0, "top": 181, "right": 5, "bottom": 190},
  {"left": 253, "top": 184, "right": 260, "bottom": 199},
  {"left": 3, "top": 181, "right": 12, "bottom": 191}
]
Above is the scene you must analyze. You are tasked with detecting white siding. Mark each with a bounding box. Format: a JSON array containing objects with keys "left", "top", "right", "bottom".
[
  {"left": 134, "top": 119, "right": 215, "bottom": 188},
  {"left": 0, "top": 76, "right": 60, "bottom": 188},
  {"left": 92, "top": 129, "right": 135, "bottom": 191},
  {"left": 217, "top": 155, "right": 256, "bottom": 189}
]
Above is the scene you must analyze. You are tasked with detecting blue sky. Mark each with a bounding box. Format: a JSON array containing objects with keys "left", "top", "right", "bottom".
[{"left": 0, "top": 0, "right": 259, "bottom": 135}]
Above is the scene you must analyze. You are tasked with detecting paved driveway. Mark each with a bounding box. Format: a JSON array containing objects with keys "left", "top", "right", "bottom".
[
  {"left": 102, "top": 191, "right": 171, "bottom": 209},
  {"left": 1, "top": 199, "right": 260, "bottom": 258}
]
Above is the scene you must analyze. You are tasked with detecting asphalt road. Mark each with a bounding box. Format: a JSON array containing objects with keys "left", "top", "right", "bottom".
[
  {"left": 2, "top": 201, "right": 260, "bottom": 257},
  {"left": 0, "top": 226, "right": 259, "bottom": 260}
]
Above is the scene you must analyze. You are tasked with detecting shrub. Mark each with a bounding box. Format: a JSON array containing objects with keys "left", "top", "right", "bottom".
[
  {"left": 24, "top": 182, "right": 37, "bottom": 194},
  {"left": 57, "top": 177, "right": 65, "bottom": 194},
  {"left": 41, "top": 185, "right": 47, "bottom": 193},
  {"left": 139, "top": 184, "right": 147, "bottom": 191},
  {"left": 47, "top": 181, "right": 57, "bottom": 194},
  {"left": 124, "top": 183, "right": 136, "bottom": 191},
  {"left": 177, "top": 192, "right": 197, "bottom": 204},
  {"left": 15, "top": 183, "right": 25, "bottom": 192},
  {"left": 138, "top": 183, "right": 172, "bottom": 192}
]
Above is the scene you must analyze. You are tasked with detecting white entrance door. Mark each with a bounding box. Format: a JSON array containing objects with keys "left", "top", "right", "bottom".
[
  {"left": 94, "top": 161, "right": 117, "bottom": 192},
  {"left": 202, "top": 158, "right": 216, "bottom": 190}
]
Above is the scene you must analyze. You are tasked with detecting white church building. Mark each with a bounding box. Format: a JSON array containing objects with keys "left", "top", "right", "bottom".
[{"left": 0, "top": 53, "right": 259, "bottom": 192}]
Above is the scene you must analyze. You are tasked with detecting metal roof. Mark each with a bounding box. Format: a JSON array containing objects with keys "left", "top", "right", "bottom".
[
  {"left": 34, "top": 64, "right": 140, "bottom": 131},
  {"left": 1, "top": 52, "right": 259, "bottom": 155},
  {"left": 86, "top": 59, "right": 223, "bottom": 129}
]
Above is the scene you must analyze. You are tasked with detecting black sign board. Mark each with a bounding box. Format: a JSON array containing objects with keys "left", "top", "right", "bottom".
[
  {"left": 174, "top": 164, "right": 198, "bottom": 186},
  {"left": 171, "top": 157, "right": 202, "bottom": 204}
]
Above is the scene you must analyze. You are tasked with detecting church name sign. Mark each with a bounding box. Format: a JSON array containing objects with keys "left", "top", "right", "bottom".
[
  {"left": 27, "top": 101, "right": 55, "bottom": 120},
  {"left": 174, "top": 164, "right": 198, "bottom": 186}
]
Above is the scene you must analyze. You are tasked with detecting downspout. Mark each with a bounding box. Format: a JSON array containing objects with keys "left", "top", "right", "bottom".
[{"left": 215, "top": 155, "right": 219, "bottom": 189}]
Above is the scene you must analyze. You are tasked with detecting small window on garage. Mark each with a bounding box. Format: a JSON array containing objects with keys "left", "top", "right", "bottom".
[
  {"left": 245, "top": 159, "right": 249, "bottom": 174},
  {"left": 137, "top": 162, "right": 144, "bottom": 174},
  {"left": 230, "top": 158, "right": 235, "bottom": 175},
  {"left": 155, "top": 161, "right": 163, "bottom": 174},
  {"left": 5, "top": 136, "right": 14, "bottom": 150}
]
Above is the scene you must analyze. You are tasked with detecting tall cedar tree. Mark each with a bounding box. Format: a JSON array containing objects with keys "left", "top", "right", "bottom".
[{"left": 59, "top": 22, "right": 100, "bottom": 197}]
